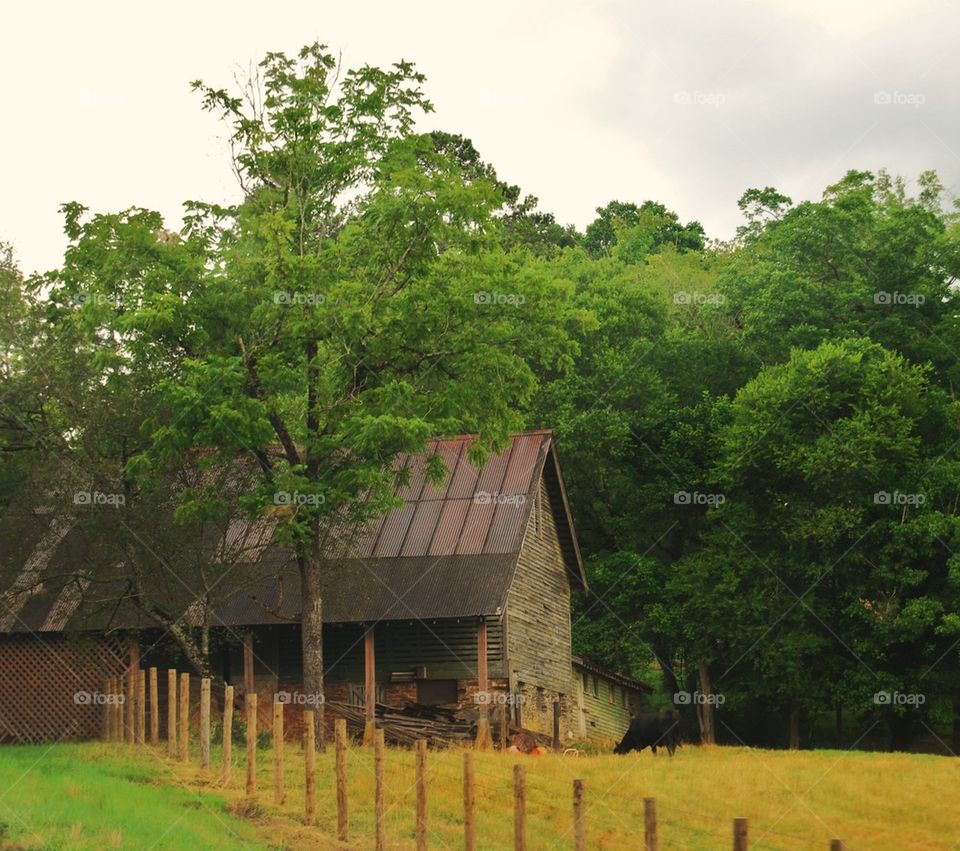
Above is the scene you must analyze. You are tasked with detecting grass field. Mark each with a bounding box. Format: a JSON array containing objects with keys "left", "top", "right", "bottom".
[
  {"left": 0, "top": 744, "right": 265, "bottom": 849},
  {"left": 1, "top": 741, "right": 958, "bottom": 849}
]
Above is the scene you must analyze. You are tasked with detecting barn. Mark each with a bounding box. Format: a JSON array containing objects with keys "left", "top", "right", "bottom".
[{"left": 0, "top": 430, "right": 648, "bottom": 745}]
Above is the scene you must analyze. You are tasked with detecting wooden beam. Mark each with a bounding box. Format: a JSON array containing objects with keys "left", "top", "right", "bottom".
[
  {"left": 475, "top": 618, "right": 492, "bottom": 750},
  {"left": 363, "top": 624, "right": 376, "bottom": 746},
  {"left": 243, "top": 631, "right": 254, "bottom": 698}
]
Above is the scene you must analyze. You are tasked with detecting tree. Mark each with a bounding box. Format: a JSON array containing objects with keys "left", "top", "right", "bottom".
[
  {"left": 42, "top": 45, "right": 578, "bottom": 740},
  {"left": 712, "top": 338, "right": 959, "bottom": 748},
  {"left": 582, "top": 200, "right": 705, "bottom": 259}
]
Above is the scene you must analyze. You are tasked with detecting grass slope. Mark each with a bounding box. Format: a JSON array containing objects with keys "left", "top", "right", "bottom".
[
  {"left": 2, "top": 741, "right": 958, "bottom": 849},
  {"left": 0, "top": 744, "right": 264, "bottom": 849}
]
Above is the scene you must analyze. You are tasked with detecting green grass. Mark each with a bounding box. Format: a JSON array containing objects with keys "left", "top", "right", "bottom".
[
  {"left": 0, "top": 743, "right": 265, "bottom": 849},
  {"left": 2, "top": 741, "right": 959, "bottom": 849}
]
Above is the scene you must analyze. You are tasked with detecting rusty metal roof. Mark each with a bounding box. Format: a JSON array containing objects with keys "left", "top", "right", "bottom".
[{"left": 0, "top": 430, "right": 587, "bottom": 631}]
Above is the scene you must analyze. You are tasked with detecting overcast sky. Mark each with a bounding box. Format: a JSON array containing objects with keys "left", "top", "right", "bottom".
[{"left": 3, "top": 0, "right": 958, "bottom": 274}]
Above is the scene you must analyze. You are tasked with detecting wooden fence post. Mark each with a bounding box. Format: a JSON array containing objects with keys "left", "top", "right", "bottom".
[
  {"left": 137, "top": 669, "right": 146, "bottom": 745},
  {"left": 644, "top": 797, "right": 658, "bottom": 851},
  {"left": 304, "top": 709, "right": 316, "bottom": 826},
  {"left": 167, "top": 669, "right": 177, "bottom": 757},
  {"left": 464, "top": 751, "right": 475, "bottom": 851},
  {"left": 573, "top": 779, "right": 585, "bottom": 851},
  {"left": 125, "top": 673, "right": 134, "bottom": 743},
  {"left": 374, "top": 729, "right": 386, "bottom": 851},
  {"left": 733, "top": 818, "right": 748, "bottom": 851},
  {"left": 513, "top": 763, "right": 526, "bottom": 851},
  {"left": 245, "top": 693, "right": 258, "bottom": 798},
  {"left": 273, "top": 699, "right": 285, "bottom": 805},
  {"left": 416, "top": 739, "right": 428, "bottom": 851},
  {"left": 149, "top": 667, "right": 159, "bottom": 745},
  {"left": 222, "top": 685, "right": 234, "bottom": 785},
  {"left": 829, "top": 842, "right": 845, "bottom": 851},
  {"left": 200, "top": 677, "right": 211, "bottom": 770},
  {"left": 335, "top": 717, "right": 348, "bottom": 842},
  {"left": 179, "top": 672, "right": 190, "bottom": 762}
]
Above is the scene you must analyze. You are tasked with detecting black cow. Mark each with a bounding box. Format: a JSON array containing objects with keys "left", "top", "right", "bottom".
[{"left": 613, "top": 711, "right": 680, "bottom": 756}]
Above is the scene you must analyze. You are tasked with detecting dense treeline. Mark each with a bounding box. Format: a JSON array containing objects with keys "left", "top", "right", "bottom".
[
  {"left": 527, "top": 170, "right": 960, "bottom": 753},
  {"left": 2, "top": 44, "right": 959, "bottom": 752}
]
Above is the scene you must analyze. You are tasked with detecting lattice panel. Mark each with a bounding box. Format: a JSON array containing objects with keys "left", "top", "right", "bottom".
[{"left": 0, "top": 635, "right": 127, "bottom": 743}]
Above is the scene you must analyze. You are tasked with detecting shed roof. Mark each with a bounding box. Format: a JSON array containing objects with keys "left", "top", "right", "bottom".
[{"left": 0, "top": 431, "right": 586, "bottom": 633}]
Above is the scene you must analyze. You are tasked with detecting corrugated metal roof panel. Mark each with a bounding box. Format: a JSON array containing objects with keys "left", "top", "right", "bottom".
[
  {"left": 475, "top": 441, "right": 512, "bottom": 496},
  {"left": 500, "top": 433, "right": 544, "bottom": 495},
  {"left": 399, "top": 500, "right": 444, "bottom": 557},
  {"left": 372, "top": 501, "right": 416, "bottom": 559},
  {"left": 483, "top": 499, "right": 529, "bottom": 554},
  {"left": 428, "top": 499, "right": 470, "bottom": 556},
  {"left": 455, "top": 499, "right": 496, "bottom": 554}
]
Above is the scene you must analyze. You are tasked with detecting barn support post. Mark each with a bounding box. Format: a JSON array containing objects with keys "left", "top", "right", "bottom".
[
  {"left": 552, "top": 700, "right": 560, "bottom": 751},
  {"left": 363, "top": 624, "right": 377, "bottom": 746},
  {"left": 474, "top": 617, "right": 493, "bottom": 750},
  {"left": 243, "top": 631, "right": 254, "bottom": 698}
]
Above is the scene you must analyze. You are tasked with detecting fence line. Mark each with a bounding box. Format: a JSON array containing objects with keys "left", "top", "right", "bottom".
[{"left": 101, "top": 669, "right": 852, "bottom": 850}]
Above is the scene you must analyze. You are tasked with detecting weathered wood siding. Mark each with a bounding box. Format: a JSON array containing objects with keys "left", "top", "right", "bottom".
[
  {"left": 574, "top": 666, "right": 643, "bottom": 742},
  {"left": 504, "top": 479, "right": 572, "bottom": 696}
]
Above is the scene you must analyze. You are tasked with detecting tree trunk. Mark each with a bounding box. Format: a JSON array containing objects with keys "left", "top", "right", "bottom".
[
  {"left": 835, "top": 702, "right": 843, "bottom": 747},
  {"left": 788, "top": 704, "right": 800, "bottom": 750},
  {"left": 696, "top": 662, "right": 716, "bottom": 745},
  {"left": 953, "top": 701, "right": 960, "bottom": 756},
  {"left": 300, "top": 552, "right": 325, "bottom": 748},
  {"left": 654, "top": 644, "right": 680, "bottom": 699}
]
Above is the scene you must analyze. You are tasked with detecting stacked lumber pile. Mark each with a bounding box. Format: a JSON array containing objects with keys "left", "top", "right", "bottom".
[{"left": 326, "top": 701, "right": 476, "bottom": 747}]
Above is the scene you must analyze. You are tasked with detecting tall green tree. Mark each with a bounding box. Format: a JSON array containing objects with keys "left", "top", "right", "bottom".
[{"left": 42, "top": 45, "right": 578, "bottom": 736}]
